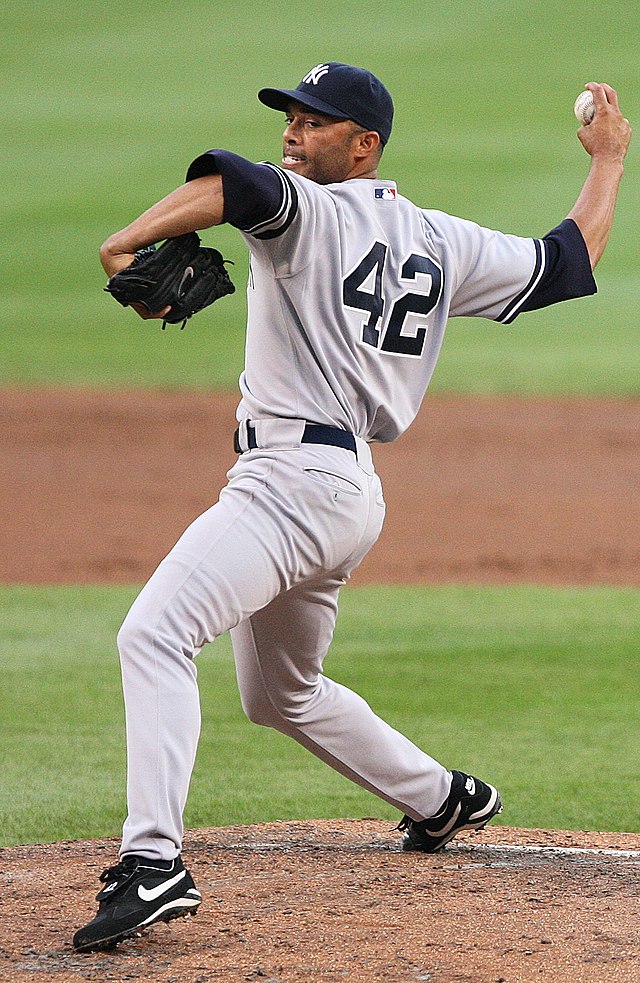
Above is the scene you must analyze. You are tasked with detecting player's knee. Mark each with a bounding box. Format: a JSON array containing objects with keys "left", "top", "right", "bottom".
[
  {"left": 117, "top": 606, "right": 201, "bottom": 674},
  {"left": 116, "top": 609, "right": 155, "bottom": 664},
  {"left": 240, "top": 688, "right": 281, "bottom": 728},
  {"left": 116, "top": 615, "right": 141, "bottom": 663},
  {"left": 240, "top": 682, "right": 318, "bottom": 730}
]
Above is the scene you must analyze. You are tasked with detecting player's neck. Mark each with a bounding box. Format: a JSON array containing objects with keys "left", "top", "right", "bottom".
[{"left": 348, "top": 163, "right": 378, "bottom": 181}]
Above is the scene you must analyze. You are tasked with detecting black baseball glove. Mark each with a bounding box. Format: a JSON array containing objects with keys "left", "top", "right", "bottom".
[{"left": 104, "top": 232, "right": 235, "bottom": 328}]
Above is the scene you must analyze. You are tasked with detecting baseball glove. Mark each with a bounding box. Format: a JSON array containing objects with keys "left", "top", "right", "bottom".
[{"left": 104, "top": 232, "right": 235, "bottom": 328}]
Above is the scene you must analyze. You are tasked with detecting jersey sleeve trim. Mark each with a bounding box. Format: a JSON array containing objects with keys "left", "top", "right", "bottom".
[
  {"left": 244, "top": 164, "right": 299, "bottom": 240},
  {"left": 495, "top": 238, "right": 545, "bottom": 324},
  {"left": 495, "top": 218, "right": 596, "bottom": 324},
  {"left": 185, "top": 150, "right": 298, "bottom": 236}
]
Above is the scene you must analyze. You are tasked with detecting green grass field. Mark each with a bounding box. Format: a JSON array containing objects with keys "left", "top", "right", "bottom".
[
  {"left": 1, "top": 0, "right": 638, "bottom": 391},
  {"left": 1, "top": 584, "right": 638, "bottom": 847},
  {"left": 1, "top": 1, "right": 638, "bottom": 847}
]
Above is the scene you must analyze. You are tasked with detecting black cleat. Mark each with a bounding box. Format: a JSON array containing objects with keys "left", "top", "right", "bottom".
[
  {"left": 73, "top": 854, "right": 201, "bottom": 952},
  {"left": 398, "top": 770, "right": 502, "bottom": 853}
]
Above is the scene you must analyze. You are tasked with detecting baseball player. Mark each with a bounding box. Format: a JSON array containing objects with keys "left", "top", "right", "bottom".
[{"left": 73, "top": 64, "right": 630, "bottom": 952}]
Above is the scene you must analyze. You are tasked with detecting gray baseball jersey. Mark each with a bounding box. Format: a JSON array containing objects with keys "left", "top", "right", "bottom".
[{"left": 187, "top": 150, "right": 595, "bottom": 442}]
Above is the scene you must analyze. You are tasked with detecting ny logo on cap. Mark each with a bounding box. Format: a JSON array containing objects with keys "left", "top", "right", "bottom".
[{"left": 303, "top": 64, "right": 330, "bottom": 85}]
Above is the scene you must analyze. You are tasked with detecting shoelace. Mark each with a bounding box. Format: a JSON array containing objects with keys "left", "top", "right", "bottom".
[
  {"left": 99, "top": 856, "right": 139, "bottom": 886},
  {"left": 395, "top": 801, "right": 449, "bottom": 833}
]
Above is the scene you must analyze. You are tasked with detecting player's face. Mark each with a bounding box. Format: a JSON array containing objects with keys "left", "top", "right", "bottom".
[{"left": 281, "top": 102, "right": 366, "bottom": 184}]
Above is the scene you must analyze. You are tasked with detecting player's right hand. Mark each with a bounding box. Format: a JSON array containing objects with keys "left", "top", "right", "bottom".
[{"left": 578, "top": 83, "right": 632, "bottom": 164}]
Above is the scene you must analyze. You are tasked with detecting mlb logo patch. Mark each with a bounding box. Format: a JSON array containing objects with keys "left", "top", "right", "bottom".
[{"left": 374, "top": 187, "right": 396, "bottom": 200}]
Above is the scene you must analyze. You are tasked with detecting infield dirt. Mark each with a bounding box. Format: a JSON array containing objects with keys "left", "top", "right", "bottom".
[
  {"left": 2, "top": 822, "right": 640, "bottom": 982},
  {"left": 3, "top": 388, "right": 640, "bottom": 587},
  {"left": 2, "top": 388, "right": 640, "bottom": 982}
]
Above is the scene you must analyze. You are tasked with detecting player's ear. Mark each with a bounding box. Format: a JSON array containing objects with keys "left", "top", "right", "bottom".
[{"left": 354, "top": 129, "right": 381, "bottom": 160}]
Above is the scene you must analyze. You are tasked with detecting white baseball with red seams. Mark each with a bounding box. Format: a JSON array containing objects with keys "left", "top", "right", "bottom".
[{"left": 574, "top": 90, "right": 595, "bottom": 125}]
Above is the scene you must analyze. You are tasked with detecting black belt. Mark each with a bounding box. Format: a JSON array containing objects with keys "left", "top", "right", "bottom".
[{"left": 234, "top": 423, "right": 357, "bottom": 455}]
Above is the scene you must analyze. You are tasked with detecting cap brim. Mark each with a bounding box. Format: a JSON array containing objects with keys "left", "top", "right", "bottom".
[{"left": 258, "top": 87, "right": 351, "bottom": 120}]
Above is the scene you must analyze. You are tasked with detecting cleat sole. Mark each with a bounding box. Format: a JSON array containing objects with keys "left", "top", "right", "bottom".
[{"left": 74, "top": 903, "right": 200, "bottom": 953}]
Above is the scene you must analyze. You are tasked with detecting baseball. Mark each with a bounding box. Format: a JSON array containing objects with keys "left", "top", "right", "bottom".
[{"left": 574, "top": 90, "right": 595, "bottom": 125}]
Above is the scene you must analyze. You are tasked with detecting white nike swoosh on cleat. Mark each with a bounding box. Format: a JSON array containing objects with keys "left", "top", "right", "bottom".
[
  {"left": 138, "top": 869, "right": 187, "bottom": 902},
  {"left": 469, "top": 787, "right": 500, "bottom": 822},
  {"left": 429, "top": 802, "right": 462, "bottom": 837}
]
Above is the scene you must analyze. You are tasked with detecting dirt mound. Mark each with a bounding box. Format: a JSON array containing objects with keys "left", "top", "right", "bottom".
[{"left": 2, "top": 820, "right": 640, "bottom": 982}]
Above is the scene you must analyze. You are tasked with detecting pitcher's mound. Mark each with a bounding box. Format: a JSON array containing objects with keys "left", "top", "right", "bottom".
[{"left": 3, "top": 820, "right": 640, "bottom": 982}]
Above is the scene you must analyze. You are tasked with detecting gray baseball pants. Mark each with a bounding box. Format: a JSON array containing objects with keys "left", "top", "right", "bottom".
[{"left": 117, "top": 422, "right": 451, "bottom": 859}]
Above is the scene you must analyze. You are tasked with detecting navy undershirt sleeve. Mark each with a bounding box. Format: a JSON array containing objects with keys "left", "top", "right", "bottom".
[
  {"left": 520, "top": 218, "right": 596, "bottom": 313},
  {"left": 186, "top": 149, "right": 295, "bottom": 234}
]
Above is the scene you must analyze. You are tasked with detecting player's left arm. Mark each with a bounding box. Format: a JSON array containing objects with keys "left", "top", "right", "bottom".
[
  {"left": 100, "top": 151, "right": 298, "bottom": 319},
  {"left": 100, "top": 175, "right": 225, "bottom": 277},
  {"left": 566, "top": 82, "right": 631, "bottom": 269}
]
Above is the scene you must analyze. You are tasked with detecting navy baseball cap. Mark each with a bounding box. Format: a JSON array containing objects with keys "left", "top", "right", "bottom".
[{"left": 258, "top": 62, "right": 394, "bottom": 145}]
